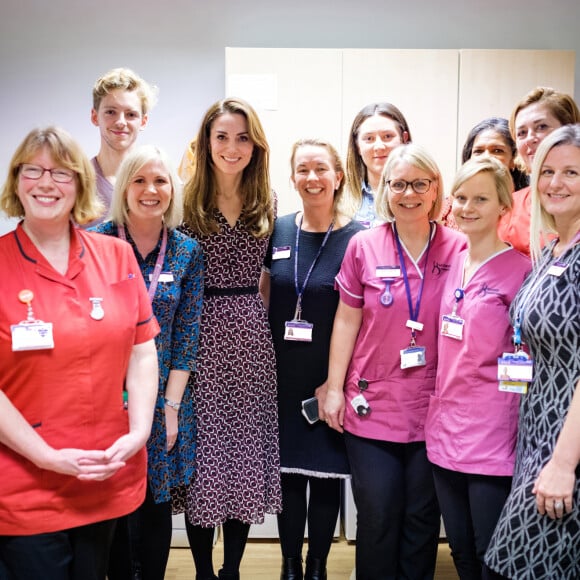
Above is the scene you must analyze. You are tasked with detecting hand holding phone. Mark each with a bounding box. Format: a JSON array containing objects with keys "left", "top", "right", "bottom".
[{"left": 301, "top": 397, "right": 319, "bottom": 424}]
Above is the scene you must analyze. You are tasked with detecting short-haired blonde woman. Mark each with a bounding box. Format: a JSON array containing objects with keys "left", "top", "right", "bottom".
[
  {"left": 180, "top": 97, "right": 280, "bottom": 580},
  {"left": 89, "top": 67, "right": 158, "bottom": 225},
  {"left": 322, "top": 144, "right": 466, "bottom": 579},
  {"left": 0, "top": 127, "right": 159, "bottom": 580},
  {"left": 92, "top": 144, "right": 203, "bottom": 579},
  {"left": 426, "top": 157, "right": 530, "bottom": 579}
]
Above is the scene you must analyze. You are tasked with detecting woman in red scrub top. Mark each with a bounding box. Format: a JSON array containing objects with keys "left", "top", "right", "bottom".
[
  {"left": 322, "top": 143, "right": 465, "bottom": 579},
  {"left": 0, "top": 126, "right": 159, "bottom": 580}
]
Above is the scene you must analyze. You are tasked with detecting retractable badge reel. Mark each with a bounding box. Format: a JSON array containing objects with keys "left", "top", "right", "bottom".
[
  {"left": 441, "top": 288, "right": 465, "bottom": 340},
  {"left": 350, "top": 378, "right": 371, "bottom": 416}
]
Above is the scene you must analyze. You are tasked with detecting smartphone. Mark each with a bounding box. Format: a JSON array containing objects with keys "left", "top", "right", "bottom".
[{"left": 301, "top": 396, "right": 320, "bottom": 424}]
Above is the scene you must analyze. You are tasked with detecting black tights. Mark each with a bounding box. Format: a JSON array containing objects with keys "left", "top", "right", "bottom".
[
  {"left": 185, "top": 517, "right": 250, "bottom": 578},
  {"left": 277, "top": 473, "right": 341, "bottom": 560},
  {"left": 107, "top": 485, "right": 172, "bottom": 580}
]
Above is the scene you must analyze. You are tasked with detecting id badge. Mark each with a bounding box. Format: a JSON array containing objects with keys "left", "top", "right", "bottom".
[
  {"left": 547, "top": 261, "right": 567, "bottom": 276},
  {"left": 497, "top": 353, "right": 534, "bottom": 382},
  {"left": 11, "top": 322, "right": 54, "bottom": 351},
  {"left": 284, "top": 320, "right": 313, "bottom": 342},
  {"left": 150, "top": 271, "right": 174, "bottom": 282},
  {"left": 441, "top": 314, "right": 464, "bottom": 340},
  {"left": 400, "top": 346, "right": 426, "bottom": 369},
  {"left": 376, "top": 265, "right": 401, "bottom": 278},
  {"left": 273, "top": 246, "right": 291, "bottom": 260}
]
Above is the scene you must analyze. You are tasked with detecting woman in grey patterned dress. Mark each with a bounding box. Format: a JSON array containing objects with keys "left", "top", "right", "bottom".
[
  {"left": 180, "top": 97, "right": 280, "bottom": 580},
  {"left": 485, "top": 124, "right": 580, "bottom": 579}
]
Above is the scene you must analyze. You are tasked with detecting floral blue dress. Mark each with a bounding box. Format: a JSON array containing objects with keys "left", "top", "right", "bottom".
[{"left": 93, "top": 222, "right": 204, "bottom": 508}]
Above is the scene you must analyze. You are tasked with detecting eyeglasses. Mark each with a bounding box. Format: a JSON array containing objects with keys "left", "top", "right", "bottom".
[
  {"left": 386, "top": 178, "right": 433, "bottom": 195},
  {"left": 19, "top": 164, "right": 75, "bottom": 184}
]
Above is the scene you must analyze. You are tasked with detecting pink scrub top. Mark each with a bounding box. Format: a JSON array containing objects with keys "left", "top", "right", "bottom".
[
  {"left": 335, "top": 222, "right": 466, "bottom": 443},
  {"left": 425, "top": 247, "right": 531, "bottom": 476}
]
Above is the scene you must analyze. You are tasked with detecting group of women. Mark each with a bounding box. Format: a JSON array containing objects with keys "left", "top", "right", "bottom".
[{"left": 0, "top": 69, "right": 579, "bottom": 580}]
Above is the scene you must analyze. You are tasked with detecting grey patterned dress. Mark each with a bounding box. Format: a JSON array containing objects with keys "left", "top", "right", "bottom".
[
  {"left": 180, "top": 212, "right": 281, "bottom": 527},
  {"left": 485, "top": 241, "right": 580, "bottom": 579}
]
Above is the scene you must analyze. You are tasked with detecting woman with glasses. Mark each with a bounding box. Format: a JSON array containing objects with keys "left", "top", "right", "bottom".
[
  {"left": 425, "top": 157, "right": 530, "bottom": 579},
  {"left": 345, "top": 102, "right": 412, "bottom": 228},
  {"left": 322, "top": 144, "right": 465, "bottom": 579},
  {"left": 0, "top": 127, "right": 159, "bottom": 580}
]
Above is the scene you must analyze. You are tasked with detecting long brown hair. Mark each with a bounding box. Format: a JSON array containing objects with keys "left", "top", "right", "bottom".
[{"left": 182, "top": 97, "right": 274, "bottom": 238}]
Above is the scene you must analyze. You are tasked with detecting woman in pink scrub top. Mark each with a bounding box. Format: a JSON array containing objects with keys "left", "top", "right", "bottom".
[
  {"left": 321, "top": 144, "right": 465, "bottom": 579},
  {"left": 425, "top": 157, "right": 530, "bottom": 579}
]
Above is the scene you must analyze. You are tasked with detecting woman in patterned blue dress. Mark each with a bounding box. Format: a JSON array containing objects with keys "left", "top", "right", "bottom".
[
  {"left": 92, "top": 144, "right": 203, "bottom": 580},
  {"left": 180, "top": 97, "right": 280, "bottom": 580},
  {"left": 485, "top": 125, "right": 580, "bottom": 579}
]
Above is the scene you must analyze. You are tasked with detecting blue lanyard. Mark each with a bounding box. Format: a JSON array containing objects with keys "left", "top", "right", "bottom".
[
  {"left": 394, "top": 222, "right": 433, "bottom": 343},
  {"left": 293, "top": 215, "right": 334, "bottom": 319}
]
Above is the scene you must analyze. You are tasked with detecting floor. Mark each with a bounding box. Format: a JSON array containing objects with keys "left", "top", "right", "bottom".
[{"left": 165, "top": 537, "right": 459, "bottom": 579}]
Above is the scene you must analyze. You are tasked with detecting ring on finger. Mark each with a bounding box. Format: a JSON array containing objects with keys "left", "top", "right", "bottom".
[{"left": 554, "top": 500, "right": 564, "bottom": 510}]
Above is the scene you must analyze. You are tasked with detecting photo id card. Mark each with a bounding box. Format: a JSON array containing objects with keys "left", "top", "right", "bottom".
[
  {"left": 400, "top": 346, "right": 426, "bottom": 369},
  {"left": 284, "top": 320, "right": 314, "bottom": 342},
  {"left": 441, "top": 314, "right": 464, "bottom": 340},
  {"left": 497, "top": 353, "right": 533, "bottom": 382},
  {"left": 11, "top": 322, "right": 54, "bottom": 351}
]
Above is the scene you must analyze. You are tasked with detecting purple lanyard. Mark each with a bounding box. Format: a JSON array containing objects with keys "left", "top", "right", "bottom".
[
  {"left": 394, "top": 222, "right": 433, "bottom": 341},
  {"left": 118, "top": 224, "right": 168, "bottom": 303},
  {"left": 293, "top": 215, "right": 334, "bottom": 319}
]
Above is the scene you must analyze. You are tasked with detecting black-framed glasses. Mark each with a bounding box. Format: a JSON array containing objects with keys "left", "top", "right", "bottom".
[
  {"left": 19, "top": 164, "right": 75, "bottom": 184},
  {"left": 386, "top": 178, "right": 433, "bottom": 194}
]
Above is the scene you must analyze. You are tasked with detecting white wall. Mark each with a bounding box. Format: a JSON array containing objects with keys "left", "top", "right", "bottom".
[{"left": 1, "top": 0, "right": 578, "bottom": 233}]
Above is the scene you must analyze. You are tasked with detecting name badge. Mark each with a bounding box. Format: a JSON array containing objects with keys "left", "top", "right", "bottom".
[
  {"left": 400, "top": 346, "right": 426, "bottom": 369},
  {"left": 11, "top": 322, "right": 54, "bottom": 351},
  {"left": 376, "top": 265, "right": 401, "bottom": 278},
  {"left": 273, "top": 246, "right": 291, "bottom": 260},
  {"left": 547, "top": 261, "right": 568, "bottom": 277},
  {"left": 284, "top": 320, "right": 313, "bottom": 342},
  {"left": 497, "top": 353, "right": 534, "bottom": 382},
  {"left": 441, "top": 314, "right": 464, "bottom": 340},
  {"left": 150, "top": 271, "right": 174, "bottom": 282}
]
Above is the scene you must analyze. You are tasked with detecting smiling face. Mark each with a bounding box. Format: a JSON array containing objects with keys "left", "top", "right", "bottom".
[
  {"left": 17, "top": 147, "right": 77, "bottom": 228},
  {"left": 209, "top": 112, "right": 254, "bottom": 177},
  {"left": 470, "top": 129, "right": 515, "bottom": 169},
  {"left": 125, "top": 159, "right": 173, "bottom": 224},
  {"left": 291, "top": 144, "right": 343, "bottom": 214},
  {"left": 452, "top": 171, "right": 506, "bottom": 238},
  {"left": 515, "top": 103, "right": 562, "bottom": 172},
  {"left": 537, "top": 144, "right": 580, "bottom": 228},
  {"left": 357, "top": 114, "right": 407, "bottom": 188},
  {"left": 386, "top": 160, "right": 437, "bottom": 226},
  {"left": 91, "top": 88, "right": 147, "bottom": 153}
]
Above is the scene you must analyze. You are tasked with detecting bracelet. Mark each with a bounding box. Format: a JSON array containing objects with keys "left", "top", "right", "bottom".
[{"left": 164, "top": 398, "right": 181, "bottom": 411}]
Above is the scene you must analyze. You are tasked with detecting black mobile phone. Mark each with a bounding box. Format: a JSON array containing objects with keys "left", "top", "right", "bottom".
[{"left": 301, "top": 397, "right": 319, "bottom": 424}]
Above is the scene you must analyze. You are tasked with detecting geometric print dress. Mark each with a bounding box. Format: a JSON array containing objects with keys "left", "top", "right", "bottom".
[
  {"left": 180, "top": 212, "right": 282, "bottom": 528},
  {"left": 485, "top": 241, "right": 580, "bottom": 579}
]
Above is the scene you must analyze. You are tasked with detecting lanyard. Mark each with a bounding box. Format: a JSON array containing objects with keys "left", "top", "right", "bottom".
[
  {"left": 394, "top": 222, "right": 433, "bottom": 343},
  {"left": 293, "top": 215, "right": 334, "bottom": 319},
  {"left": 118, "top": 224, "right": 168, "bottom": 303},
  {"left": 513, "top": 230, "right": 580, "bottom": 349}
]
